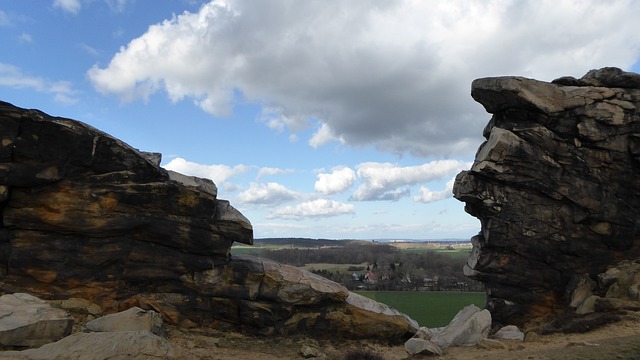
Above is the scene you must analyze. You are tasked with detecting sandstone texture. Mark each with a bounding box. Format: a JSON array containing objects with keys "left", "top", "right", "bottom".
[
  {"left": 454, "top": 67, "right": 640, "bottom": 327},
  {"left": 0, "top": 100, "right": 417, "bottom": 340}
]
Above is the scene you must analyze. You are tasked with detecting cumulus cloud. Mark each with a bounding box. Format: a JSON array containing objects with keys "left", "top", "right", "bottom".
[
  {"left": 352, "top": 160, "right": 469, "bottom": 201},
  {"left": 87, "top": 0, "right": 640, "bottom": 158},
  {"left": 267, "top": 199, "right": 354, "bottom": 220},
  {"left": 163, "top": 157, "right": 251, "bottom": 185},
  {"left": 257, "top": 167, "right": 294, "bottom": 179},
  {"left": 237, "top": 182, "right": 300, "bottom": 205},
  {"left": 314, "top": 166, "right": 356, "bottom": 195},
  {"left": 309, "top": 123, "right": 344, "bottom": 148},
  {"left": 0, "top": 63, "right": 78, "bottom": 104},
  {"left": 53, "top": 0, "right": 81, "bottom": 14},
  {"left": 414, "top": 177, "right": 456, "bottom": 203}
]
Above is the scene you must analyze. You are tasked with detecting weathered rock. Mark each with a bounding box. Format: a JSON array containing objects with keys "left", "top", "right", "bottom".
[
  {"left": 299, "top": 344, "right": 321, "bottom": 358},
  {"left": 0, "top": 330, "right": 174, "bottom": 359},
  {"left": 454, "top": 67, "right": 640, "bottom": 326},
  {"left": 82, "top": 306, "right": 163, "bottom": 334},
  {"left": 568, "top": 274, "right": 596, "bottom": 309},
  {"left": 0, "top": 101, "right": 252, "bottom": 305},
  {"left": 0, "top": 101, "right": 417, "bottom": 341},
  {"left": 477, "top": 337, "right": 508, "bottom": 349},
  {"left": 51, "top": 298, "right": 102, "bottom": 316},
  {"left": 430, "top": 304, "right": 491, "bottom": 347},
  {"left": 177, "top": 256, "right": 418, "bottom": 339},
  {"left": 0, "top": 293, "right": 73, "bottom": 348},
  {"left": 576, "top": 295, "right": 599, "bottom": 315},
  {"left": 404, "top": 337, "right": 443, "bottom": 356},
  {"left": 492, "top": 325, "right": 524, "bottom": 341}
]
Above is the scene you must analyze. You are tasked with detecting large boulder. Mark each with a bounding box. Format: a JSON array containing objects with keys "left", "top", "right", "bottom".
[{"left": 454, "top": 67, "right": 640, "bottom": 326}]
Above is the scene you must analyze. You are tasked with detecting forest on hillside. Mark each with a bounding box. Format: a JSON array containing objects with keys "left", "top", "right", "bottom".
[{"left": 247, "top": 240, "right": 484, "bottom": 292}]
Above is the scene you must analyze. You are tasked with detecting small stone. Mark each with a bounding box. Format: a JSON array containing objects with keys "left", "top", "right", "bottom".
[
  {"left": 300, "top": 345, "right": 320, "bottom": 358},
  {"left": 404, "top": 337, "right": 443, "bottom": 356},
  {"left": 493, "top": 325, "right": 525, "bottom": 341},
  {"left": 478, "top": 338, "right": 507, "bottom": 349}
]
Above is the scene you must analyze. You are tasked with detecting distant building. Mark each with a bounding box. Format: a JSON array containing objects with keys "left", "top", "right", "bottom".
[{"left": 364, "top": 271, "right": 378, "bottom": 284}]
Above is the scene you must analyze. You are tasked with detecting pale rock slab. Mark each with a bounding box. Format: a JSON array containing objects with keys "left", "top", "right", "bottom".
[
  {"left": 404, "top": 337, "right": 443, "bottom": 356},
  {"left": 82, "top": 306, "right": 163, "bottom": 334},
  {"left": 430, "top": 304, "right": 491, "bottom": 347},
  {"left": 0, "top": 293, "right": 73, "bottom": 348},
  {"left": 0, "top": 330, "right": 174, "bottom": 360}
]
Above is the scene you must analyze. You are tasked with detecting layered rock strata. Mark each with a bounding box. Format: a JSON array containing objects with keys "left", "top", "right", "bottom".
[
  {"left": 0, "top": 101, "right": 417, "bottom": 340},
  {"left": 454, "top": 67, "right": 640, "bottom": 326}
]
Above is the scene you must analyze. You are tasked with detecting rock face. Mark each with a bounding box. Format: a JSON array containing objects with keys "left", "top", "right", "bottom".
[
  {"left": 0, "top": 100, "right": 417, "bottom": 340},
  {"left": 454, "top": 67, "right": 640, "bottom": 326},
  {"left": 0, "top": 99, "right": 251, "bottom": 308}
]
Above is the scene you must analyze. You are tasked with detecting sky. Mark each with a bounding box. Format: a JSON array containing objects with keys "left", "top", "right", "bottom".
[{"left": 1, "top": 1, "right": 640, "bottom": 241}]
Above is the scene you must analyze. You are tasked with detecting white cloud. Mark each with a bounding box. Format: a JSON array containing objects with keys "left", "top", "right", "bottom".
[
  {"left": 256, "top": 167, "right": 294, "bottom": 179},
  {"left": 267, "top": 199, "right": 354, "bottom": 220},
  {"left": 314, "top": 166, "right": 356, "bottom": 195},
  {"left": 309, "top": 123, "right": 344, "bottom": 148},
  {"left": 0, "top": 63, "right": 78, "bottom": 104},
  {"left": 352, "top": 160, "right": 470, "bottom": 201},
  {"left": 162, "top": 157, "right": 250, "bottom": 185},
  {"left": 53, "top": 0, "right": 82, "bottom": 14},
  {"left": 18, "top": 33, "right": 32, "bottom": 43},
  {"left": 105, "top": 0, "right": 131, "bottom": 13},
  {"left": 79, "top": 43, "right": 100, "bottom": 57},
  {"left": 414, "top": 177, "right": 456, "bottom": 203},
  {"left": 0, "top": 10, "right": 9, "bottom": 26},
  {"left": 237, "top": 182, "right": 300, "bottom": 205},
  {"left": 87, "top": 0, "right": 640, "bottom": 158}
]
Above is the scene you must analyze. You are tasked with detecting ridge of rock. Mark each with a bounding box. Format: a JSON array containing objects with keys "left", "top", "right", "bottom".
[
  {"left": 454, "top": 67, "right": 640, "bottom": 327},
  {"left": 0, "top": 100, "right": 417, "bottom": 340}
]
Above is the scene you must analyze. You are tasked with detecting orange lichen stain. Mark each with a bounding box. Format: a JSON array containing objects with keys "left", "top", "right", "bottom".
[
  {"left": 35, "top": 166, "right": 59, "bottom": 180},
  {"left": 529, "top": 292, "right": 558, "bottom": 318},
  {"left": 98, "top": 193, "right": 118, "bottom": 211},
  {"left": 178, "top": 191, "right": 199, "bottom": 208},
  {"left": 25, "top": 269, "right": 58, "bottom": 283}
]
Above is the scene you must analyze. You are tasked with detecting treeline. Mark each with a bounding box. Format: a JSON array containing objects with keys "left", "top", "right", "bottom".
[
  {"left": 255, "top": 241, "right": 483, "bottom": 291},
  {"left": 257, "top": 242, "right": 398, "bottom": 266}
]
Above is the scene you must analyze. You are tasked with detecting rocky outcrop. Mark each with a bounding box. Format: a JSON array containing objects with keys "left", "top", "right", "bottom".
[
  {"left": 0, "top": 100, "right": 417, "bottom": 340},
  {"left": 454, "top": 67, "right": 640, "bottom": 327}
]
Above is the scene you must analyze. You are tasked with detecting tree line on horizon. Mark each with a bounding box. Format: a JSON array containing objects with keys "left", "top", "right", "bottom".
[{"left": 254, "top": 241, "right": 483, "bottom": 292}]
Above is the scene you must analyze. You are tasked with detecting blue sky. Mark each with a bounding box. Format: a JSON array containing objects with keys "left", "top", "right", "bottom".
[{"left": 2, "top": 1, "right": 640, "bottom": 240}]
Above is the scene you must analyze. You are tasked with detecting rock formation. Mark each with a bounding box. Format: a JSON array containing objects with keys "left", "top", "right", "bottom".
[
  {"left": 0, "top": 100, "right": 417, "bottom": 340},
  {"left": 454, "top": 67, "right": 640, "bottom": 327}
]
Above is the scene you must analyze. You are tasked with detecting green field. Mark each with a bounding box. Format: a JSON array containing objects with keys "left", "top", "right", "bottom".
[{"left": 355, "top": 291, "right": 486, "bottom": 328}]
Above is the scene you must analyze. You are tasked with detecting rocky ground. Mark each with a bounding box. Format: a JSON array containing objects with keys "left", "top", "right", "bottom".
[{"left": 164, "top": 312, "right": 640, "bottom": 360}]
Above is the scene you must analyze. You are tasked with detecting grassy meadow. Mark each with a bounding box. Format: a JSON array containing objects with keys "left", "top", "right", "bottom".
[{"left": 356, "top": 291, "right": 486, "bottom": 328}]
